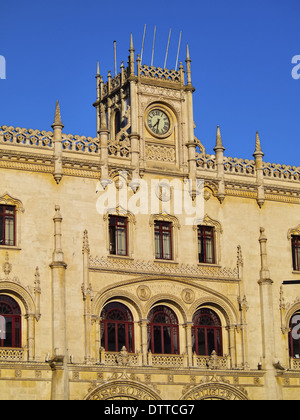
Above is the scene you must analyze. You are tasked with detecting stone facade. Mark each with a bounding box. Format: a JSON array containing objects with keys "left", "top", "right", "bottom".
[{"left": 0, "top": 36, "right": 300, "bottom": 400}]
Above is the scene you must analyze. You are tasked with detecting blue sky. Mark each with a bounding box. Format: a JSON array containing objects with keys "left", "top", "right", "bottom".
[{"left": 1, "top": 0, "right": 299, "bottom": 166}]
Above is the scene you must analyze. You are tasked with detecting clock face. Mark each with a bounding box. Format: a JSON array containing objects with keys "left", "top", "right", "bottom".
[{"left": 147, "top": 109, "right": 171, "bottom": 136}]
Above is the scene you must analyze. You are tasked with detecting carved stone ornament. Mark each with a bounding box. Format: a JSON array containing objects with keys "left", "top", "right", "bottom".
[
  {"left": 84, "top": 380, "right": 161, "bottom": 401},
  {"left": 3, "top": 253, "right": 12, "bottom": 279},
  {"left": 181, "top": 381, "right": 248, "bottom": 401},
  {"left": 181, "top": 288, "right": 195, "bottom": 304},
  {"left": 137, "top": 285, "right": 151, "bottom": 301}
]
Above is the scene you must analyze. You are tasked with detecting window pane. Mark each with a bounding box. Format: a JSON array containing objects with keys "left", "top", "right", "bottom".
[
  {"left": 117, "top": 323, "right": 126, "bottom": 351},
  {"left": 173, "top": 327, "right": 179, "bottom": 354},
  {"left": 292, "top": 236, "right": 300, "bottom": 271},
  {"left": 216, "top": 330, "right": 222, "bottom": 356},
  {"left": 116, "top": 226, "right": 127, "bottom": 256},
  {"left": 197, "top": 328, "right": 206, "bottom": 355},
  {"left": 162, "top": 231, "right": 171, "bottom": 259},
  {"left": 14, "top": 318, "right": 20, "bottom": 348},
  {"left": 163, "top": 326, "right": 172, "bottom": 354},
  {"left": 109, "top": 226, "right": 116, "bottom": 255},
  {"left": 155, "top": 230, "right": 161, "bottom": 259},
  {"left": 0, "top": 316, "right": 6, "bottom": 340},
  {"left": 205, "top": 237, "right": 214, "bottom": 263},
  {"left": 153, "top": 326, "right": 162, "bottom": 354},
  {"left": 207, "top": 328, "right": 215, "bottom": 355},
  {"left": 4, "top": 317, "right": 12, "bottom": 347},
  {"left": 0, "top": 215, "right": 3, "bottom": 245},
  {"left": 128, "top": 324, "right": 134, "bottom": 353},
  {"left": 107, "top": 323, "right": 116, "bottom": 352},
  {"left": 5, "top": 216, "right": 14, "bottom": 246},
  {"left": 198, "top": 236, "right": 204, "bottom": 263}
]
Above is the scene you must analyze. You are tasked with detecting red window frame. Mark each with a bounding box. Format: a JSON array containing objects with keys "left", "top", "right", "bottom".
[
  {"left": 148, "top": 306, "right": 179, "bottom": 355},
  {"left": 100, "top": 303, "right": 134, "bottom": 353},
  {"left": 192, "top": 308, "right": 223, "bottom": 356},
  {"left": 292, "top": 235, "right": 300, "bottom": 271},
  {"left": 0, "top": 295, "right": 21, "bottom": 348},
  {"left": 198, "top": 226, "right": 215, "bottom": 264},
  {"left": 154, "top": 221, "right": 173, "bottom": 260},
  {"left": 109, "top": 216, "right": 128, "bottom": 256},
  {"left": 0, "top": 205, "right": 16, "bottom": 247}
]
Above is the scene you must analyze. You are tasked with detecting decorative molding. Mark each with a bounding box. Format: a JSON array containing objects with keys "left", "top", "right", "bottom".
[
  {"left": 149, "top": 213, "right": 180, "bottom": 229},
  {"left": 84, "top": 379, "right": 161, "bottom": 401},
  {"left": 89, "top": 255, "right": 239, "bottom": 281},
  {"left": 103, "top": 205, "right": 136, "bottom": 225},
  {"left": 181, "top": 378, "right": 248, "bottom": 401},
  {"left": 287, "top": 225, "right": 300, "bottom": 240},
  {"left": 192, "top": 214, "right": 223, "bottom": 234},
  {"left": 145, "top": 144, "right": 176, "bottom": 163},
  {"left": 0, "top": 193, "right": 24, "bottom": 213}
]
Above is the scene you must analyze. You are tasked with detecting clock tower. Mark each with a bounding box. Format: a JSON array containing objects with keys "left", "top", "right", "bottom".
[{"left": 93, "top": 34, "right": 198, "bottom": 193}]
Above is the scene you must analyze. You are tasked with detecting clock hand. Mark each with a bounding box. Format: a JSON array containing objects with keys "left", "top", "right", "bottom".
[{"left": 155, "top": 118, "right": 160, "bottom": 133}]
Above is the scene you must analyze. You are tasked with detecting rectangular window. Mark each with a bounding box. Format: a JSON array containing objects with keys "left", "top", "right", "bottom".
[
  {"left": 198, "top": 226, "right": 215, "bottom": 264},
  {"left": 292, "top": 235, "right": 300, "bottom": 271},
  {"left": 109, "top": 216, "right": 128, "bottom": 256},
  {"left": 0, "top": 205, "right": 16, "bottom": 247},
  {"left": 154, "top": 221, "right": 172, "bottom": 260}
]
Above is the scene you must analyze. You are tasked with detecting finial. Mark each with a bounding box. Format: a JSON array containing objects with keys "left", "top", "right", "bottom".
[
  {"left": 253, "top": 131, "right": 264, "bottom": 158},
  {"left": 52, "top": 100, "right": 64, "bottom": 129},
  {"left": 214, "top": 125, "right": 225, "bottom": 152},
  {"left": 96, "top": 61, "right": 100, "bottom": 76},
  {"left": 185, "top": 44, "right": 192, "bottom": 85},
  {"left": 130, "top": 33, "right": 134, "bottom": 52},
  {"left": 129, "top": 33, "right": 135, "bottom": 76},
  {"left": 186, "top": 44, "right": 191, "bottom": 62}
]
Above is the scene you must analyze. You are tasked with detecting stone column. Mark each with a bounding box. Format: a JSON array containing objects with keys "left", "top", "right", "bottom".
[{"left": 140, "top": 319, "right": 148, "bottom": 365}]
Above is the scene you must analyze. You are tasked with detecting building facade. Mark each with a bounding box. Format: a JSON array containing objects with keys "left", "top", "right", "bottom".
[{"left": 0, "top": 36, "right": 300, "bottom": 400}]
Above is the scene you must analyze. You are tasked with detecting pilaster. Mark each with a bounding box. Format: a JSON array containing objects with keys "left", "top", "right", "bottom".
[
  {"left": 49, "top": 205, "right": 69, "bottom": 400},
  {"left": 258, "top": 227, "right": 282, "bottom": 400}
]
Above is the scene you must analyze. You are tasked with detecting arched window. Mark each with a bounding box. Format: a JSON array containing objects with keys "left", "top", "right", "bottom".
[
  {"left": 289, "top": 312, "right": 300, "bottom": 358},
  {"left": 148, "top": 305, "right": 179, "bottom": 355},
  {"left": 0, "top": 295, "right": 21, "bottom": 348},
  {"left": 100, "top": 302, "right": 134, "bottom": 353},
  {"left": 192, "top": 308, "right": 222, "bottom": 356}
]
